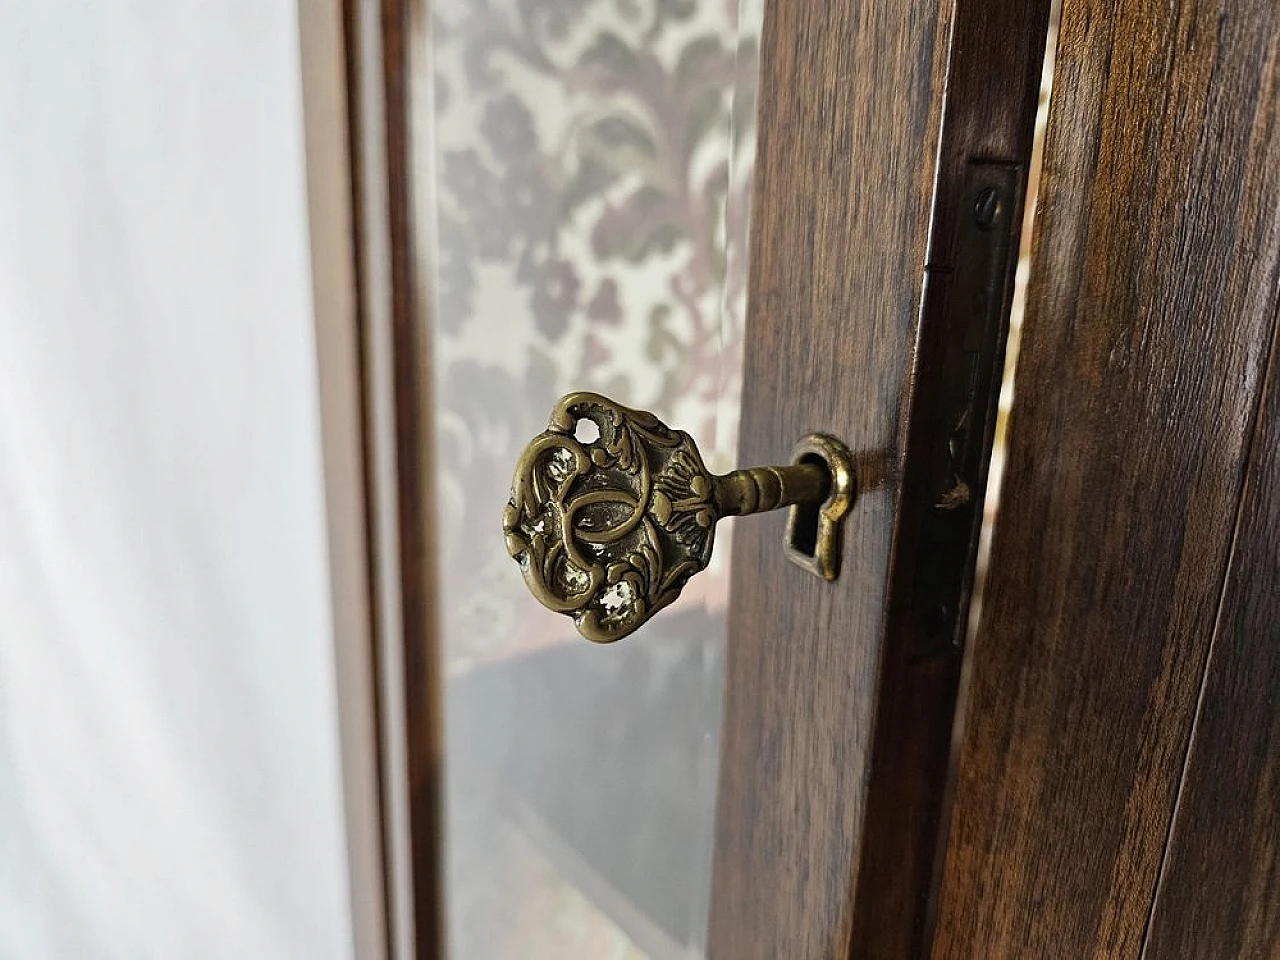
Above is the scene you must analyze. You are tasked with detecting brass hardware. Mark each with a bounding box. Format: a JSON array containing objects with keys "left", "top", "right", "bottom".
[
  {"left": 910, "top": 162, "right": 1021, "bottom": 655},
  {"left": 503, "top": 392, "right": 855, "bottom": 643},
  {"left": 785, "top": 433, "right": 856, "bottom": 581}
]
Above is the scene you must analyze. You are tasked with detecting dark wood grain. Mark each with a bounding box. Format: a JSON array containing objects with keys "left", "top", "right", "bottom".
[
  {"left": 931, "top": 0, "right": 1280, "bottom": 955},
  {"left": 1141, "top": 315, "right": 1280, "bottom": 959},
  {"left": 852, "top": 4, "right": 1050, "bottom": 956},
  {"left": 707, "top": 2, "right": 1049, "bottom": 957}
]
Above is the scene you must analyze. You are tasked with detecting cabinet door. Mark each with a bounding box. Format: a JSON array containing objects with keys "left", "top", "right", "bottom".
[{"left": 347, "top": 0, "right": 1049, "bottom": 957}]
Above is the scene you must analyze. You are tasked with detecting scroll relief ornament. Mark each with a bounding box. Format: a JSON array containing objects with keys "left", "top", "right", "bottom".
[{"left": 503, "top": 392, "right": 718, "bottom": 642}]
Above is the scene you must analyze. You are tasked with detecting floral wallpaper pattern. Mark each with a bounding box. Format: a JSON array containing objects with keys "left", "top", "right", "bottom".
[
  {"left": 421, "top": 1, "right": 761, "bottom": 955},
  {"left": 427, "top": 0, "right": 758, "bottom": 669}
]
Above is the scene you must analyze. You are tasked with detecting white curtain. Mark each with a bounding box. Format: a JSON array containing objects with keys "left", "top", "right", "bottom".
[{"left": 0, "top": 3, "right": 354, "bottom": 957}]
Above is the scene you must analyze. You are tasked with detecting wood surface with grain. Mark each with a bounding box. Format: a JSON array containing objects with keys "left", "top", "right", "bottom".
[
  {"left": 707, "top": 2, "right": 1049, "bottom": 957},
  {"left": 1142, "top": 319, "right": 1280, "bottom": 959},
  {"left": 930, "top": 0, "right": 1280, "bottom": 955}
]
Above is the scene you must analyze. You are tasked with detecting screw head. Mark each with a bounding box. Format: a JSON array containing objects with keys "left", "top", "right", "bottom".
[{"left": 974, "top": 186, "right": 1001, "bottom": 230}]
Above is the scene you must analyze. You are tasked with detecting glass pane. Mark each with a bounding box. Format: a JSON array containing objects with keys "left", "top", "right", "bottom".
[{"left": 417, "top": 1, "right": 762, "bottom": 955}]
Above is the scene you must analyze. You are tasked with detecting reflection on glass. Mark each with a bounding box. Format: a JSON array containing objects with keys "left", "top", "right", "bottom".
[{"left": 420, "top": 1, "right": 760, "bottom": 955}]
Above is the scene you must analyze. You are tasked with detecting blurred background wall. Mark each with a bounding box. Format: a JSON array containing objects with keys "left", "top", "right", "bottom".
[{"left": 0, "top": 3, "right": 356, "bottom": 956}]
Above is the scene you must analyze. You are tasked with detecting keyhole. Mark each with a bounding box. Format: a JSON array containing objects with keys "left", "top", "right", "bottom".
[
  {"left": 787, "top": 453, "right": 829, "bottom": 560},
  {"left": 574, "top": 418, "right": 601, "bottom": 444}
]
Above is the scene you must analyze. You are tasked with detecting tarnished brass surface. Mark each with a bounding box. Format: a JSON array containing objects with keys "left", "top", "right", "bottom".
[
  {"left": 504, "top": 392, "right": 851, "bottom": 642},
  {"left": 785, "top": 433, "right": 856, "bottom": 581}
]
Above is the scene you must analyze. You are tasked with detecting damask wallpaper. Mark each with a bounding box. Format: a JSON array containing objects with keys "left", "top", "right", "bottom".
[
  {"left": 421, "top": 1, "right": 761, "bottom": 956},
  {"left": 428, "top": 0, "right": 758, "bottom": 667}
]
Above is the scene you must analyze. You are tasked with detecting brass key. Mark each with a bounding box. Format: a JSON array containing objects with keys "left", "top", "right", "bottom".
[{"left": 503, "top": 392, "right": 855, "bottom": 642}]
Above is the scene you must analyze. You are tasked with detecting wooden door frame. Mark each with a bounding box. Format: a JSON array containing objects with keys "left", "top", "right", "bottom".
[{"left": 311, "top": 0, "right": 445, "bottom": 957}]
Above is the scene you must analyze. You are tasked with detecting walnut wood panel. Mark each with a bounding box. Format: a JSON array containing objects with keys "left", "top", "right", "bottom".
[
  {"left": 708, "top": 2, "right": 1049, "bottom": 958},
  {"left": 1142, "top": 317, "right": 1280, "bottom": 959},
  {"left": 931, "top": 0, "right": 1280, "bottom": 956}
]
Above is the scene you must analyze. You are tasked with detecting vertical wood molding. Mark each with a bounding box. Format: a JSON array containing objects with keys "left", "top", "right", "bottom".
[
  {"left": 345, "top": 0, "right": 445, "bottom": 956},
  {"left": 296, "top": 1, "right": 391, "bottom": 956},
  {"left": 931, "top": 0, "right": 1280, "bottom": 955}
]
